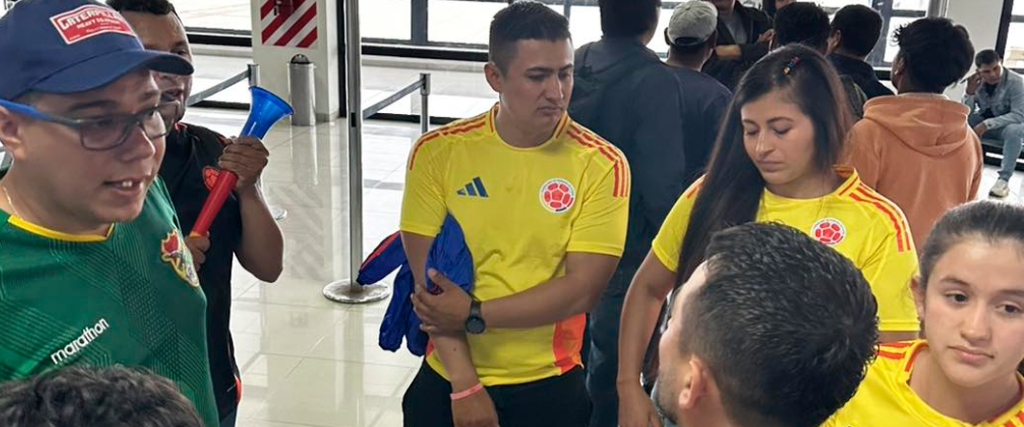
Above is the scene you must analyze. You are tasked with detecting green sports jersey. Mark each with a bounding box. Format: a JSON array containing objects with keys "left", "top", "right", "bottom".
[{"left": 0, "top": 178, "right": 219, "bottom": 427}]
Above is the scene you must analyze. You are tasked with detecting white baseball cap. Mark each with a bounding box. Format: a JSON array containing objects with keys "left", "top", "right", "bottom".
[{"left": 667, "top": 0, "right": 719, "bottom": 48}]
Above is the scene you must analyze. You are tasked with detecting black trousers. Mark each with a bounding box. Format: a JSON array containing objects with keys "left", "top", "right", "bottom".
[{"left": 402, "top": 363, "right": 591, "bottom": 427}]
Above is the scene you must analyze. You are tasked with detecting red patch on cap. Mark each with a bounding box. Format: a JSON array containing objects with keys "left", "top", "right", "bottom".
[{"left": 50, "top": 5, "right": 136, "bottom": 45}]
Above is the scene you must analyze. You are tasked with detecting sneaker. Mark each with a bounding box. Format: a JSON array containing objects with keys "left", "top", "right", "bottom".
[{"left": 990, "top": 179, "right": 1010, "bottom": 198}]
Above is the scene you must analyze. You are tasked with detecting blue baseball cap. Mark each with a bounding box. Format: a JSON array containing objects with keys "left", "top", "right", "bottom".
[{"left": 0, "top": 0, "right": 193, "bottom": 101}]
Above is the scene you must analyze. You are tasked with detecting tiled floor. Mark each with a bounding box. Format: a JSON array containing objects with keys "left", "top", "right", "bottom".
[{"left": 181, "top": 104, "right": 1024, "bottom": 427}]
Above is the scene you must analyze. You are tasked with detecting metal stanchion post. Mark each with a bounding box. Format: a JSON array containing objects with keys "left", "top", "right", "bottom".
[
  {"left": 323, "top": 0, "right": 390, "bottom": 304},
  {"left": 420, "top": 73, "right": 431, "bottom": 135}
]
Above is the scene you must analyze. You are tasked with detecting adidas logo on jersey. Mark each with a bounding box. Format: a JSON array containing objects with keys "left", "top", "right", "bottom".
[
  {"left": 456, "top": 177, "right": 489, "bottom": 198},
  {"left": 49, "top": 318, "right": 110, "bottom": 366}
]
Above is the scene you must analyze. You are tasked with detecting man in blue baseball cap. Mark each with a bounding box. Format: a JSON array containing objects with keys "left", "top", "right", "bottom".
[{"left": 0, "top": 0, "right": 219, "bottom": 425}]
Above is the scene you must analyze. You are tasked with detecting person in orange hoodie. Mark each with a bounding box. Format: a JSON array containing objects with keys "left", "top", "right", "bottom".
[{"left": 846, "top": 17, "right": 981, "bottom": 250}]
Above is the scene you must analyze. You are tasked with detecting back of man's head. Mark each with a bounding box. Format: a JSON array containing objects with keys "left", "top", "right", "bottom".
[
  {"left": 895, "top": 17, "right": 974, "bottom": 93},
  {"left": 774, "top": 2, "right": 830, "bottom": 53},
  {"left": 830, "top": 5, "right": 883, "bottom": 58},
  {"left": 599, "top": 0, "right": 661, "bottom": 38},
  {"left": 0, "top": 366, "right": 203, "bottom": 427},
  {"left": 976, "top": 49, "right": 1002, "bottom": 67},
  {"left": 106, "top": 0, "right": 177, "bottom": 16},
  {"left": 677, "top": 223, "right": 878, "bottom": 427},
  {"left": 488, "top": 1, "right": 571, "bottom": 73}
]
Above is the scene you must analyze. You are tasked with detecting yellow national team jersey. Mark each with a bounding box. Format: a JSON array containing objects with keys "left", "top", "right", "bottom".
[
  {"left": 651, "top": 169, "right": 919, "bottom": 332},
  {"left": 401, "top": 105, "right": 630, "bottom": 386},
  {"left": 826, "top": 341, "right": 1024, "bottom": 427}
]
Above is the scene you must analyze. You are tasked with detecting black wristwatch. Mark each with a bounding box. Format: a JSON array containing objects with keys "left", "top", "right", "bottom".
[{"left": 465, "top": 297, "right": 486, "bottom": 335}]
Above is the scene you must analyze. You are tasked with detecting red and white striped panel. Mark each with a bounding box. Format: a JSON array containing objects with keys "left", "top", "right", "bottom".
[{"left": 260, "top": 0, "right": 318, "bottom": 48}]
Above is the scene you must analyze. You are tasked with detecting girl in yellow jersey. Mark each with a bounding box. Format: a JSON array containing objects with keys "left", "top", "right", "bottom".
[
  {"left": 826, "top": 201, "right": 1024, "bottom": 427},
  {"left": 616, "top": 45, "right": 920, "bottom": 427}
]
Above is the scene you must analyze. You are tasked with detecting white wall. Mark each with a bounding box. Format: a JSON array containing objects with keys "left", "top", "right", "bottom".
[{"left": 945, "top": 0, "right": 1005, "bottom": 99}]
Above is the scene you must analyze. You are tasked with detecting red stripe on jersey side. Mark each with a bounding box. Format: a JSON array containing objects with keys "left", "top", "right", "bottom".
[
  {"left": 881, "top": 341, "right": 914, "bottom": 349},
  {"left": 1015, "top": 411, "right": 1024, "bottom": 425},
  {"left": 904, "top": 346, "right": 922, "bottom": 373},
  {"left": 876, "top": 350, "right": 906, "bottom": 360},
  {"left": 567, "top": 131, "right": 620, "bottom": 197},
  {"left": 360, "top": 232, "right": 400, "bottom": 269},
  {"left": 685, "top": 176, "right": 706, "bottom": 199},
  {"left": 552, "top": 313, "right": 586, "bottom": 374},
  {"left": 447, "top": 121, "right": 486, "bottom": 136},
  {"left": 1004, "top": 420, "right": 1015, "bottom": 427},
  {"left": 407, "top": 132, "right": 443, "bottom": 170},
  {"left": 446, "top": 115, "right": 488, "bottom": 133},
  {"left": 838, "top": 177, "right": 859, "bottom": 197},
  {"left": 569, "top": 126, "right": 629, "bottom": 196},
  {"left": 425, "top": 340, "right": 434, "bottom": 357},
  {"left": 849, "top": 190, "right": 906, "bottom": 253},
  {"left": 567, "top": 129, "right": 624, "bottom": 197},
  {"left": 855, "top": 185, "right": 913, "bottom": 250}
]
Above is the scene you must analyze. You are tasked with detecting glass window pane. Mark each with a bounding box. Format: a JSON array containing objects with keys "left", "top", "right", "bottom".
[
  {"left": 176, "top": 0, "right": 252, "bottom": 32},
  {"left": 883, "top": 17, "right": 918, "bottom": 64},
  {"left": 428, "top": 0, "right": 509, "bottom": 46},
  {"left": 892, "top": 0, "right": 928, "bottom": 11},
  {"left": 363, "top": 0, "right": 411, "bottom": 41},
  {"left": 1005, "top": 22, "right": 1024, "bottom": 70}
]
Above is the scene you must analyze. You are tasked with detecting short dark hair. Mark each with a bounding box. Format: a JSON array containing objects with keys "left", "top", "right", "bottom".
[
  {"left": 106, "top": 0, "right": 178, "bottom": 17},
  {"left": 488, "top": 1, "right": 571, "bottom": 73},
  {"left": 599, "top": 0, "right": 661, "bottom": 38},
  {"left": 774, "top": 2, "right": 830, "bottom": 52},
  {"left": 0, "top": 366, "right": 203, "bottom": 427},
  {"left": 976, "top": 49, "right": 1003, "bottom": 67},
  {"left": 895, "top": 17, "right": 974, "bottom": 93},
  {"left": 677, "top": 222, "right": 878, "bottom": 427},
  {"left": 670, "top": 30, "right": 718, "bottom": 56},
  {"left": 831, "top": 5, "right": 883, "bottom": 57}
]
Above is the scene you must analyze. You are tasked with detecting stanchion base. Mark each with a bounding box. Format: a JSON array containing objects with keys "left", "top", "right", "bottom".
[
  {"left": 271, "top": 206, "right": 288, "bottom": 221},
  {"left": 323, "top": 281, "right": 390, "bottom": 304}
]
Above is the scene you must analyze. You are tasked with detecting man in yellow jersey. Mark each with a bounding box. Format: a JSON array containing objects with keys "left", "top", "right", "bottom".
[
  {"left": 652, "top": 168, "right": 920, "bottom": 340},
  {"left": 400, "top": 2, "right": 630, "bottom": 426},
  {"left": 657, "top": 223, "right": 878, "bottom": 427}
]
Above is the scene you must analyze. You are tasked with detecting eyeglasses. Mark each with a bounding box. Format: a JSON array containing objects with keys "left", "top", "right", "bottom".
[{"left": 0, "top": 99, "right": 181, "bottom": 151}]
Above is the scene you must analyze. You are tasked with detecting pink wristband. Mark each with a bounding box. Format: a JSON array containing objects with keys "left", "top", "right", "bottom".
[{"left": 450, "top": 382, "right": 484, "bottom": 401}]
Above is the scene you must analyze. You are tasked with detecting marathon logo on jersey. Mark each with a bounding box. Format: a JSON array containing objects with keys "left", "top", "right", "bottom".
[
  {"left": 539, "top": 178, "right": 576, "bottom": 214},
  {"left": 49, "top": 318, "right": 110, "bottom": 366},
  {"left": 161, "top": 229, "right": 200, "bottom": 288},
  {"left": 812, "top": 218, "right": 847, "bottom": 246},
  {"left": 49, "top": 5, "right": 136, "bottom": 45}
]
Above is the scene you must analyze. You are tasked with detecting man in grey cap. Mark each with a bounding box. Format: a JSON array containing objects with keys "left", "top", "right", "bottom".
[{"left": 663, "top": 0, "right": 732, "bottom": 182}]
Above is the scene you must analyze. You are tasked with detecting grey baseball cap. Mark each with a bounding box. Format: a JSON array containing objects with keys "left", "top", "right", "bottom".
[{"left": 667, "top": 0, "right": 719, "bottom": 48}]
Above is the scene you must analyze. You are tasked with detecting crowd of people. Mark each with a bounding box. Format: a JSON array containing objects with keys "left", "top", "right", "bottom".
[{"left": 1, "top": 0, "right": 1023, "bottom": 427}]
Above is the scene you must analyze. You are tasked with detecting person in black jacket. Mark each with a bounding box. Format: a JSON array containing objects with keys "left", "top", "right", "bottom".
[
  {"left": 827, "top": 4, "right": 894, "bottom": 99},
  {"left": 571, "top": 1, "right": 688, "bottom": 426},
  {"left": 110, "top": 1, "right": 285, "bottom": 426},
  {"left": 702, "top": 0, "right": 773, "bottom": 90}
]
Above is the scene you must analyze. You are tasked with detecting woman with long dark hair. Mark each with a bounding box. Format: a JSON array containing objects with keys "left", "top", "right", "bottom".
[
  {"left": 616, "top": 45, "right": 920, "bottom": 427},
  {"left": 826, "top": 201, "right": 1024, "bottom": 427}
]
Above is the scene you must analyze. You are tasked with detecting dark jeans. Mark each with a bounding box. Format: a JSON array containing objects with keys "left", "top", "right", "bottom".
[
  {"left": 402, "top": 363, "right": 591, "bottom": 427},
  {"left": 586, "top": 291, "right": 626, "bottom": 427}
]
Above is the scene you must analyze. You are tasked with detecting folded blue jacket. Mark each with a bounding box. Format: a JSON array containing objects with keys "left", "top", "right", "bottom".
[{"left": 357, "top": 214, "right": 474, "bottom": 356}]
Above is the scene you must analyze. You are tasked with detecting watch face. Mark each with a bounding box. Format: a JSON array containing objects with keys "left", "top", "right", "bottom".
[{"left": 466, "top": 317, "right": 486, "bottom": 334}]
